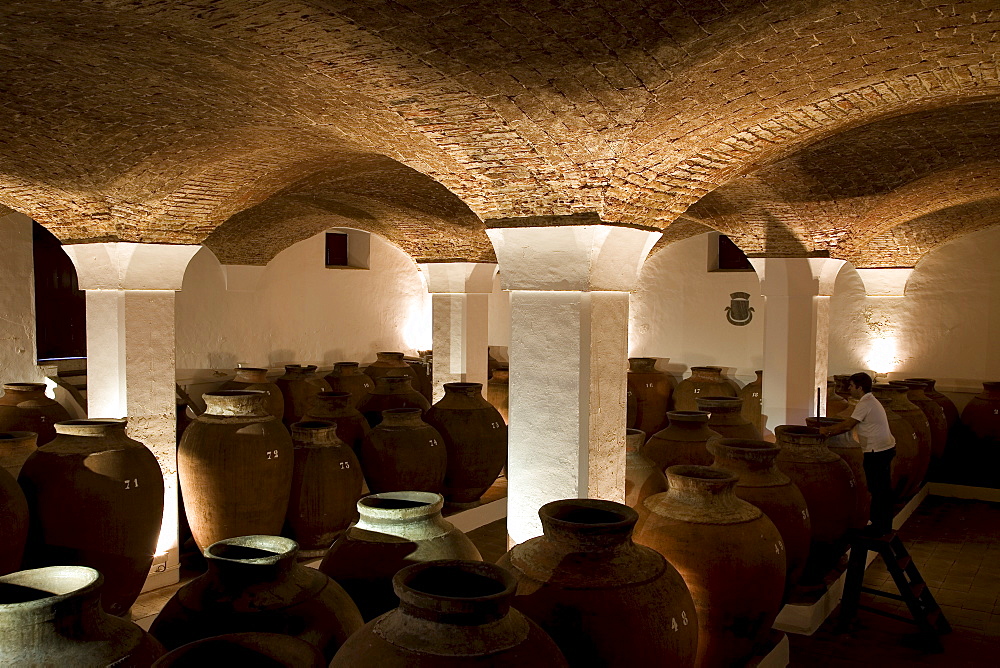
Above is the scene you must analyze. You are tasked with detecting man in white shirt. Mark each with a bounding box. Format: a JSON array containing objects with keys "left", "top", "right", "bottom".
[{"left": 819, "top": 372, "right": 896, "bottom": 534}]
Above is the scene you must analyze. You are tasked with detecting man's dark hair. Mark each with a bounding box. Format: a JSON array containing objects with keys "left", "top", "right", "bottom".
[{"left": 849, "top": 372, "right": 873, "bottom": 393}]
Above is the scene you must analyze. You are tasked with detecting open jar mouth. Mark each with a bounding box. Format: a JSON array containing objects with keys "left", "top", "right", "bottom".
[
  {"left": 205, "top": 535, "right": 297, "bottom": 565},
  {"left": 0, "top": 566, "right": 102, "bottom": 606},
  {"left": 358, "top": 491, "right": 443, "bottom": 516}
]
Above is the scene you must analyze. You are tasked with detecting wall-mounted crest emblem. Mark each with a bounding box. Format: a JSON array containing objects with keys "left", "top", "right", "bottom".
[{"left": 726, "top": 292, "right": 754, "bottom": 326}]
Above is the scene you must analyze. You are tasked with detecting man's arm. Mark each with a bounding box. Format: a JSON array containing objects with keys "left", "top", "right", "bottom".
[{"left": 819, "top": 417, "right": 859, "bottom": 436}]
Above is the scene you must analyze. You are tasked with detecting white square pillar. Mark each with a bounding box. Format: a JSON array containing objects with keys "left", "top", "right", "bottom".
[
  {"left": 64, "top": 242, "right": 200, "bottom": 590},
  {"left": 487, "top": 224, "right": 659, "bottom": 542}
]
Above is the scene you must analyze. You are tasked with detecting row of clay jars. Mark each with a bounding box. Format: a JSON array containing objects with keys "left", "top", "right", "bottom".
[
  {"left": 806, "top": 417, "right": 871, "bottom": 529},
  {"left": 886, "top": 382, "right": 934, "bottom": 478},
  {"left": 320, "top": 491, "right": 482, "bottom": 621},
  {"left": 149, "top": 535, "right": 364, "bottom": 662},
  {"left": 18, "top": 419, "right": 164, "bottom": 616},
  {"left": 673, "top": 366, "right": 737, "bottom": 411},
  {"left": 637, "top": 466, "right": 785, "bottom": 668},
  {"left": 499, "top": 499, "right": 698, "bottom": 667},
  {"left": 871, "top": 384, "right": 926, "bottom": 499},
  {"left": 708, "top": 439, "right": 809, "bottom": 599},
  {"left": 642, "top": 410, "right": 721, "bottom": 470},
  {"left": 908, "top": 377, "right": 959, "bottom": 430},
  {"left": 897, "top": 379, "right": 949, "bottom": 463},
  {"left": 0, "top": 566, "right": 165, "bottom": 667},
  {"left": 626, "top": 358, "right": 673, "bottom": 436},
  {"left": 773, "top": 426, "right": 856, "bottom": 586},
  {"left": 0, "top": 383, "right": 72, "bottom": 445}
]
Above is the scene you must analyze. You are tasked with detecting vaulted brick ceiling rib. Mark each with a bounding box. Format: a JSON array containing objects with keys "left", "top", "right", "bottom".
[{"left": 0, "top": 0, "right": 996, "bottom": 267}]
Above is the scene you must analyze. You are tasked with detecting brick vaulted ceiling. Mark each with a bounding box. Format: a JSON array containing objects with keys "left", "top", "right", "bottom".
[{"left": 0, "top": 1, "right": 997, "bottom": 266}]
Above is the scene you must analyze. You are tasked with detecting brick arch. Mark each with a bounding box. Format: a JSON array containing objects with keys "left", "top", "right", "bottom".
[{"left": 0, "top": 173, "right": 113, "bottom": 239}]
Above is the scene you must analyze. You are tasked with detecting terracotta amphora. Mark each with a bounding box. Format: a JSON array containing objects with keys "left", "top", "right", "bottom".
[
  {"left": 362, "top": 408, "right": 447, "bottom": 494},
  {"left": 364, "top": 352, "right": 418, "bottom": 383},
  {"left": 871, "top": 385, "right": 922, "bottom": 499},
  {"left": 275, "top": 364, "right": 331, "bottom": 426},
  {"left": 673, "top": 367, "right": 737, "bottom": 411},
  {"left": 330, "top": 560, "right": 570, "bottom": 667},
  {"left": 708, "top": 438, "right": 809, "bottom": 599},
  {"left": 0, "top": 430, "right": 36, "bottom": 478},
  {"left": 806, "top": 417, "right": 870, "bottom": 530},
  {"left": 906, "top": 377, "right": 959, "bottom": 430},
  {"left": 896, "top": 380, "right": 949, "bottom": 465},
  {"left": 325, "top": 362, "right": 376, "bottom": 409},
  {"left": 319, "top": 491, "right": 482, "bottom": 621},
  {"left": 18, "top": 419, "right": 164, "bottom": 616},
  {"left": 627, "top": 358, "right": 673, "bottom": 438},
  {"left": 635, "top": 466, "right": 785, "bottom": 668},
  {"left": 220, "top": 367, "right": 284, "bottom": 420},
  {"left": 425, "top": 382, "right": 507, "bottom": 507},
  {"left": 960, "top": 381, "right": 1000, "bottom": 443},
  {"left": 488, "top": 367, "right": 510, "bottom": 424},
  {"left": 959, "top": 382, "right": 1000, "bottom": 485},
  {"left": 774, "top": 425, "right": 855, "bottom": 586},
  {"left": 0, "top": 383, "right": 71, "bottom": 446},
  {"left": 498, "top": 499, "right": 697, "bottom": 668},
  {"left": 177, "top": 390, "right": 293, "bottom": 552},
  {"left": 740, "top": 370, "right": 764, "bottom": 434},
  {"left": 887, "top": 382, "right": 933, "bottom": 485},
  {"left": 643, "top": 411, "right": 720, "bottom": 470},
  {"left": 303, "top": 391, "right": 371, "bottom": 459},
  {"left": 0, "top": 566, "right": 164, "bottom": 667},
  {"left": 0, "top": 466, "right": 28, "bottom": 576},
  {"left": 285, "top": 421, "right": 364, "bottom": 556},
  {"left": 696, "top": 396, "right": 762, "bottom": 440},
  {"left": 359, "top": 376, "right": 431, "bottom": 428},
  {"left": 827, "top": 380, "right": 849, "bottom": 417},
  {"left": 149, "top": 535, "right": 363, "bottom": 662},
  {"left": 625, "top": 428, "right": 668, "bottom": 509},
  {"left": 152, "top": 632, "right": 325, "bottom": 668}
]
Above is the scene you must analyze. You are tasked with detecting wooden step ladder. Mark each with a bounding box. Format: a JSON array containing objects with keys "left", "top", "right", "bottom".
[{"left": 838, "top": 531, "right": 951, "bottom": 651}]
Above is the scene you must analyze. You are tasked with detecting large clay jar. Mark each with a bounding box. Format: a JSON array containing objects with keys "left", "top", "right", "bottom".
[
  {"left": 152, "top": 633, "right": 325, "bottom": 668},
  {"left": 907, "top": 377, "right": 959, "bottom": 430},
  {"left": 285, "top": 421, "right": 364, "bottom": 556},
  {"left": 627, "top": 358, "right": 673, "bottom": 438},
  {"left": 407, "top": 359, "right": 434, "bottom": 402},
  {"left": 827, "top": 380, "right": 849, "bottom": 417},
  {"left": 635, "top": 466, "right": 785, "bottom": 668},
  {"left": 774, "top": 425, "right": 855, "bottom": 586},
  {"left": 0, "top": 566, "right": 164, "bottom": 667},
  {"left": 331, "top": 560, "right": 569, "bottom": 668},
  {"left": 359, "top": 376, "right": 431, "bottom": 428},
  {"left": 149, "top": 535, "right": 363, "bottom": 661},
  {"left": 425, "top": 382, "right": 507, "bottom": 507},
  {"left": 362, "top": 408, "right": 447, "bottom": 494},
  {"left": 303, "top": 391, "right": 371, "bottom": 459},
  {"left": 625, "top": 428, "right": 668, "bottom": 509},
  {"left": 364, "top": 352, "right": 418, "bottom": 382},
  {"left": 220, "top": 367, "right": 284, "bottom": 421},
  {"left": 960, "top": 381, "right": 1000, "bottom": 443},
  {"left": 0, "top": 383, "right": 71, "bottom": 446},
  {"left": 498, "top": 499, "right": 697, "bottom": 668},
  {"left": 896, "top": 379, "right": 949, "bottom": 465},
  {"left": 708, "top": 438, "right": 809, "bottom": 598},
  {"left": 177, "top": 390, "right": 294, "bottom": 552},
  {"left": 887, "top": 382, "right": 933, "bottom": 484},
  {"left": 872, "top": 384, "right": 924, "bottom": 499},
  {"left": 325, "top": 362, "right": 376, "bottom": 409},
  {"left": 319, "top": 491, "right": 482, "bottom": 621},
  {"left": 276, "top": 364, "right": 331, "bottom": 426},
  {"left": 642, "top": 411, "right": 720, "bottom": 470},
  {"left": 696, "top": 396, "right": 761, "bottom": 440},
  {"left": 740, "top": 370, "right": 764, "bottom": 434},
  {"left": 0, "top": 466, "right": 28, "bottom": 575},
  {"left": 673, "top": 367, "right": 737, "bottom": 411},
  {"left": 0, "top": 430, "right": 36, "bottom": 478},
  {"left": 806, "top": 417, "right": 870, "bottom": 530},
  {"left": 18, "top": 419, "right": 164, "bottom": 616},
  {"left": 488, "top": 367, "right": 510, "bottom": 424}
]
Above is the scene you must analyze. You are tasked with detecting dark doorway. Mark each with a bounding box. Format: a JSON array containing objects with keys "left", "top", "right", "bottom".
[{"left": 33, "top": 222, "right": 86, "bottom": 360}]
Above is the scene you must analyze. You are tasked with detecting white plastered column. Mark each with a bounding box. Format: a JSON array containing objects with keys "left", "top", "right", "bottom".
[
  {"left": 750, "top": 258, "right": 847, "bottom": 431},
  {"left": 418, "top": 262, "right": 498, "bottom": 401},
  {"left": 63, "top": 242, "right": 201, "bottom": 590},
  {"left": 486, "top": 225, "right": 660, "bottom": 543}
]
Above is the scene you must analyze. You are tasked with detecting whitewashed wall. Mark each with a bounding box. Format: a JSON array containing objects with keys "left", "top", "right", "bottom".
[
  {"left": 629, "top": 233, "right": 764, "bottom": 385},
  {"left": 0, "top": 212, "right": 47, "bottom": 384}
]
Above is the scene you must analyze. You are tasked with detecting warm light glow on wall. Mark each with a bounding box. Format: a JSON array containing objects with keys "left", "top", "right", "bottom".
[
  {"left": 155, "top": 476, "right": 179, "bottom": 558},
  {"left": 402, "top": 293, "right": 433, "bottom": 352},
  {"left": 865, "top": 337, "right": 900, "bottom": 374}
]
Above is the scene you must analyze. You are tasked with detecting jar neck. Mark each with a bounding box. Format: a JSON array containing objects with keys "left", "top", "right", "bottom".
[
  {"left": 774, "top": 425, "right": 826, "bottom": 448},
  {"left": 2, "top": 383, "right": 47, "bottom": 400},
  {"left": 374, "top": 376, "right": 415, "bottom": 393},
  {"left": 394, "top": 561, "right": 515, "bottom": 626},
  {"left": 379, "top": 409, "right": 425, "bottom": 427},
  {"left": 443, "top": 382, "right": 484, "bottom": 398},
  {"left": 709, "top": 439, "right": 782, "bottom": 475},
  {"left": 695, "top": 397, "right": 742, "bottom": 415},
  {"left": 628, "top": 357, "right": 657, "bottom": 373},
  {"left": 312, "top": 392, "right": 352, "bottom": 411},
  {"left": 53, "top": 419, "right": 128, "bottom": 438},
  {"left": 334, "top": 362, "right": 361, "bottom": 376},
  {"left": 666, "top": 411, "right": 711, "bottom": 430},
  {"left": 290, "top": 421, "right": 343, "bottom": 446},
  {"left": 661, "top": 466, "right": 759, "bottom": 522},
  {"left": 355, "top": 492, "right": 444, "bottom": 531},
  {"left": 690, "top": 366, "right": 722, "bottom": 382},
  {"left": 204, "top": 536, "right": 298, "bottom": 587},
  {"left": 375, "top": 352, "right": 406, "bottom": 364},
  {"left": 538, "top": 499, "right": 637, "bottom": 551},
  {"left": 234, "top": 368, "right": 268, "bottom": 383},
  {"left": 625, "top": 429, "right": 644, "bottom": 454},
  {"left": 203, "top": 391, "right": 270, "bottom": 417},
  {"left": 0, "top": 566, "right": 105, "bottom": 630}
]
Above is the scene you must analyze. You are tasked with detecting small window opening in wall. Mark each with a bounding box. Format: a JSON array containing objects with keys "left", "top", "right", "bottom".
[
  {"left": 711, "top": 233, "right": 754, "bottom": 272},
  {"left": 33, "top": 221, "right": 87, "bottom": 361},
  {"left": 325, "top": 228, "right": 370, "bottom": 270}
]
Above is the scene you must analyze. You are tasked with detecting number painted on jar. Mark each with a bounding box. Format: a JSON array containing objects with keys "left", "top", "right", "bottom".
[
  {"left": 671, "top": 617, "right": 679, "bottom": 632},
  {"left": 339, "top": 461, "right": 351, "bottom": 469},
  {"left": 802, "top": 509, "right": 809, "bottom": 520},
  {"left": 266, "top": 449, "right": 279, "bottom": 459},
  {"left": 694, "top": 388, "right": 700, "bottom": 393},
  {"left": 646, "top": 383, "right": 654, "bottom": 388},
  {"left": 775, "top": 541, "right": 784, "bottom": 555},
  {"left": 124, "top": 478, "right": 139, "bottom": 490},
  {"left": 681, "top": 610, "right": 689, "bottom": 625},
  {"left": 429, "top": 439, "right": 438, "bottom": 447},
  {"left": 752, "top": 392, "right": 760, "bottom": 398},
  {"left": 491, "top": 422, "right": 501, "bottom": 429}
]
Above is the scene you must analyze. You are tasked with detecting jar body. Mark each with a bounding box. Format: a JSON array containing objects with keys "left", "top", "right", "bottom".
[
  {"left": 303, "top": 392, "right": 371, "bottom": 459},
  {"left": 673, "top": 367, "right": 736, "bottom": 411},
  {"left": 642, "top": 412, "right": 720, "bottom": 470},
  {"left": 739, "top": 371, "right": 764, "bottom": 434},
  {"left": 364, "top": 352, "right": 418, "bottom": 383},
  {"left": 276, "top": 365, "right": 331, "bottom": 426},
  {"left": 359, "top": 376, "right": 431, "bottom": 428},
  {"left": 220, "top": 368, "right": 284, "bottom": 420},
  {"left": 696, "top": 396, "right": 761, "bottom": 440},
  {"left": 0, "top": 383, "right": 71, "bottom": 446},
  {"left": 0, "top": 430, "right": 37, "bottom": 478},
  {"left": 625, "top": 430, "right": 668, "bottom": 509},
  {"left": 0, "top": 466, "right": 28, "bottom": 575},
  {"left": 18, "top": 420, "right": 164, "bottom": 615},
  {"left": 325, "top": 363, "right": 376, "bottom": 409},
  {"left": 487, "top": 368, "right": 510, "bottom": 425},
  {"left": 362, "top": 410, "right": 447, "bottom": 494},
  {"left": 627, "top": 358, "right": 673, "bottom": 438},
  {"left": 806, "top": 417, "right": 871, "bottom": 530}
]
